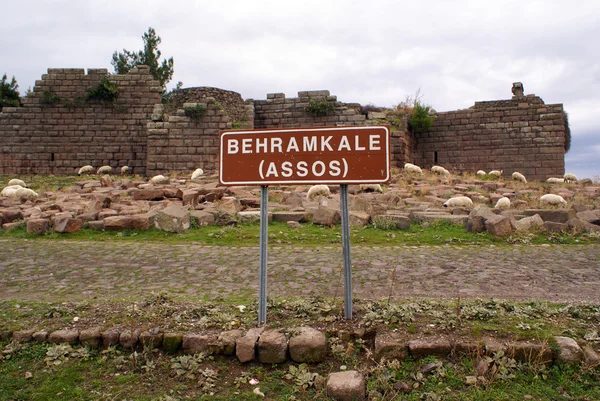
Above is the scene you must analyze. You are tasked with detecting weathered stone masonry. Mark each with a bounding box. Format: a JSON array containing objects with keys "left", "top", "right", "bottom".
[
  {"left": 0, "top": 67, "right": 567, "bottom": 180},
  {"left": 0, "top": 66, "right": 161, "bottom": 175},
  {"left": 413, "top": 94, "right": 567, "bottom": 180}
]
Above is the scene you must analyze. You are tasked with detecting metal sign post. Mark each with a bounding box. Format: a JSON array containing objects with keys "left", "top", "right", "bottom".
[
  {"left": 340, "top": 184, "right": 353, "bottom": 319},
  {"left": 218, "top": 126, "right": 390, "bottom": 325},
  {"left": 258, "top": 185, "right": 269, "bottom": 325}
]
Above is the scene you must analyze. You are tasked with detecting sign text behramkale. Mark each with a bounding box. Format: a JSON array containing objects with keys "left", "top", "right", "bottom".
[{"left": 219, "top": 126, "right": 390, "bottom": 186}]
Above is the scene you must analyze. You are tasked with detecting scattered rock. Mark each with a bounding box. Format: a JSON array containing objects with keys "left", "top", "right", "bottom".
[
  {"left": 26, "top": 218, "right": 49, "bottom": 235},
  {"left": 554, "top": 336, "right": 583, "bottom": 364},
  {"left": 190, "top": 210, "right": 215, "bottom": 226},
  {"left": 485, "top": 214, "right": 513, "bottom": 237},
  {"left": 327, "top": 370, "right": 366, "bottom": 401},
  {"left": 312, "top": 205, "right": 341, "bottom": 226},
  {"left": 515, "top": 214, "right": 544, "bottom": 232},
  {"left": 52, "top": 213, "right": 84, "bottom": 233},
  {"left": 153, "top": 204, "right": 190, "bottom": 232}
]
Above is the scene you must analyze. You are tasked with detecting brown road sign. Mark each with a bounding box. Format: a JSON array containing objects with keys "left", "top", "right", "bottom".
[{"left": 219, "top": 126, "right": 390, "bottom": 186}]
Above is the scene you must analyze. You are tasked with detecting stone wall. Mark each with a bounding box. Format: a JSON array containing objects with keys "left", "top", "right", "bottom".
[
  {"left": 0, "top": 66, "right": 161, "bottom": 175},
  {"left": 146, "top": 99, "right": 232, "bottom": 176},
  {"left": 412, "top": 94, "right": 567, "bottom": 180},
  {"left": 253, "top": 90, "right": 410, "bottom": 168},
  {"left": 168, "top": 87, "right": 250, "bottom": 123}
]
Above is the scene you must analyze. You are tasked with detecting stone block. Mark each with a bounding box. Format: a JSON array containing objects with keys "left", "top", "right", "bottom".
[
  {"left": 374, "top": 332, "right": 408, "bottom": 361},
  {"left": 182, "top": 333, "right": 219, "bottom": 355},
  {"left": 485, "top": 214, "right": 513, "bottom": 237},
  {"left": 257, "top": 329, "right": 288, "bottom": 364},
  {"left": 101, "top": 329, "right": 120, "bottom": 347},
  {"left": 408, "top": 339, "right": 452, "bottom": 358},
  {"left": 507, "top": 341, "right": 553, "bottom": 364},
  {"left": 48, "top": 329, "right": 79, "bottom": 344},
  {"left": 236, "top": 327, "right": 264, "bottom": 363},
  {"left": 154, "top": 204, "right": 190, "bottom": 232},
  {"left": 162, "top": 333, "right": 183, "bottom": 354},
  {"left": 79, "top": 327, "right": 103, "bottom": 349},
  {"left": 26, "top": 218, "right": 49, "bottom": 234},
  {"left": 554, "top": 336, "right": 583, "bottom": 364},
  {"left": 288, "top": 327, "right": 327, "bottom": 363},
  {"left": 312, "top": 205, "right": 340, "bottom": 226}
]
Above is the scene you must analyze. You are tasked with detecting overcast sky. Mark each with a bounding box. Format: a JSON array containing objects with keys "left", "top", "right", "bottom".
[{"left": 2, "top": 0, "right": 599, "bottom": 179}]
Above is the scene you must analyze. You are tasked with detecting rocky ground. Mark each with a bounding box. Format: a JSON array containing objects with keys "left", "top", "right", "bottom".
[{"left": 1, "top": 170, "right": 599, "bottom": 237}]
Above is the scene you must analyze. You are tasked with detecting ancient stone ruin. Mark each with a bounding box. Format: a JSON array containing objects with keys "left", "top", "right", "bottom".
[{"left": 0, "top": 67, "right": 568, "bottom": 180}]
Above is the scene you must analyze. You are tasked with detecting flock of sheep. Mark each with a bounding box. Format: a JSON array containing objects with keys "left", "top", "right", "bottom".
[
  {"left": 0, "top": 162, "right": 582, "bottom": 211},
  {"left": 403, "top": 163, "right": 574, "bottom": 209}
]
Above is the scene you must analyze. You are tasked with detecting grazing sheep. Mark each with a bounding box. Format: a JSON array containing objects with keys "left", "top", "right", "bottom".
[
  {"left": 121, "top": 166, "right": 131, "bottom": 175},
  {"left": 78, "top": 165, "right": 94, "bottom": 175},
  {"left": 431, "top": 166, "right": 450, "bottom": 176},
  {"left": 7, "top": 178, "right": 27, "bottom": 187},
  {"left": 1, "top": 185, "right": 23, "bottom": 197},
  {"left": 404, "top": 163, "right": 423, "bottom": 175},
  {"left": 488, "top": 170, "right": 503, "bottom": 177},
  {"left": 191, "top": 168, "right": 204, "bottom": 180},
  {"left": 443, "top": 196, "right": 473, "bottom": 208},
  {"left": 150, "top": 175, "right": 170, "bottom": 185},
  {"left": 307, "top": 184, "right": 330, "bottom": 200},
  {"left": 97, "top": 165, "right": 113, "bottom": 175},
  {"left": 546, "top": 177, "right": 564, "bottom": 184},
  {"left": 511, "top": 172, "right": 527, "bottom": 184},
  {"left": 14, "top": 187, "right": 38, "bottom": 201},
  {"left": 539, "top": 194, "right": 567, "bottom": 206},
  {"left": 563, "top": 173, "right": 578, "bottom": 183},
  {"left": 495, "top": 197, "right": 511, "bottom": 209},
  {"left": 476, "top": 170, "right": 486, "bottom": 177},
  {"left": 359, "top": 184, "right": 383, "bottom": 193}
]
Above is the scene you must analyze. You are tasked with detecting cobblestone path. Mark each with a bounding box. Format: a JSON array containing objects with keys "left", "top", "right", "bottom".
[{"left": 1, "top": 240, "right": 599, "bottom": 303}]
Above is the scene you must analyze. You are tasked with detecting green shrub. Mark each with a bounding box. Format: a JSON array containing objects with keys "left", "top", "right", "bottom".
[
  {"left": 86, "top": 78, "right": 119, "bottom": 102},
  {"left": 408, "top": 101, "right": 435, "bottom": 132},
  {"left": 305, "top": 98, "right": 334, "bottom": 117},
  {"left": 184, "top": 104, "right": 207, "bottom": 122},
  {"left": 41, "top": 90, "right": 61, "bottom": 106}
]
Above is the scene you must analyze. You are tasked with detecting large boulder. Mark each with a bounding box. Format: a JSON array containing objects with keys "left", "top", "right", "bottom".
[
  {"left": 312, "top": 205, "right": 341, "bottom": 226},
  {"left": 154, "top": 204, "right": 190, "bottom": 232},
  {"left": 523, "top": 209, "right": 576, "bottom": 224},
  {"left": 52, "top": 213, "right": 84, "bottom": 233},
  {"left": 466, "top": 205, "right": 496, "bottom": 233},
  {"left": 515, "top": 214, "right": 544, "bottom": 232},
  {"left": 485, "top": 214, "right": 513, "bottom": 237}
]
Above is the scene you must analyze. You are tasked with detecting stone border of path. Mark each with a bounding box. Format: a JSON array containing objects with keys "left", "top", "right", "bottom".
[{"left": 4, "top": 325, "right": 599, "bottom": 401}]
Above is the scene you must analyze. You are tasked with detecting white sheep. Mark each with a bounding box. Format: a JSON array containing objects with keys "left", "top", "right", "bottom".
[
  {"left": 359, "top": 184, "right": 383, "bottom": 193},
  {"left": 488, "top": 170, "right": 503, "bottom": 177},
  {"left": 511, "top": 172, "right": 527, "bottom": 184},
  {"left": 78, "top": 165, "right": 94, "bottom": 175},
  {"left": 495, "top": 197, "right": 511, "bottom": 209},
  {"left": 546, "top": 177, "right": 564, "bottom": 184},
  {"left": 7, "top": 178, "right": 27, "bottom": 187},
  {"left": 539, "top": 194, "right": 567, "bottom": 206},
  {"left": 14, "top": 187, "right": 38, "bottom": 201},
  {"left": 97, "top": 165, "right": 113, "bottom": 175},
  {"left": 121, "top": 166, "right": 131, "bottom": 175},
  {"left": 404, "top": 163, "right": 423, "bottom": 175},
  {"left": 150, "top": 175, "right": 170, "bottom": 185},
  {"left": 431, "top": 166, "right": 450, "bottom": 176},
  {"left": 191, "top": 168, "right": 204, "bottom": 180},
  {"left": 563, "top": 173, "right": 578, "bottom": 183},
  {"left": 307, "top": 184, "right": 330, "bottom": 200},
  {"left": 443, "top": 196, "right": 473, "bottom": 208},
  {"left": 476, "top": 170, "right": 486, "bottom": 177},
  {"left": 1, "top": 185, "right": 23, "bottom": 197}
]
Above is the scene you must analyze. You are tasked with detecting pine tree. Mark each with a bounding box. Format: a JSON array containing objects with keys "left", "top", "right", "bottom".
[
  {"left": 0, "top": 74, "right": 21, "bottom": 111},
  {"left": 111, "top": 27, "right": 174, "bottom": 92}
]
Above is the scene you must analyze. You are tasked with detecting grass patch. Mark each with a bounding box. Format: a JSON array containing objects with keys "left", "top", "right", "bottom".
[{"left": 1, "top": 220, "right": 598, "bottom": 246}]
